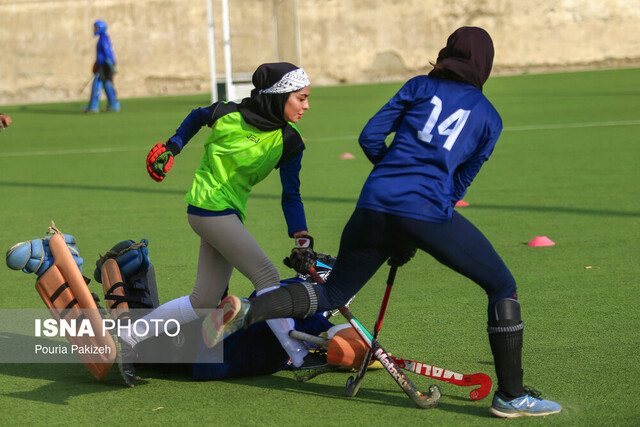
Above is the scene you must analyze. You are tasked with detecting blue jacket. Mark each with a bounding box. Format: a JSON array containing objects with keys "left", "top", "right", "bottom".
[
  {"left": 357, "top": 75, "right": 502, "bottom": 223},
  {"left": 96, "top": 33, "right": 116, "bottom": 67}
]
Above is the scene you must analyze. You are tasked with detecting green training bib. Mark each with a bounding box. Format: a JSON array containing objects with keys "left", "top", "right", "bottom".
[{"left": 185, "top": 111, "right": 284, "bottom": 221}]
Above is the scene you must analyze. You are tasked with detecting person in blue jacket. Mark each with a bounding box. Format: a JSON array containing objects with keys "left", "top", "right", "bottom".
[
  {"left": 84, "top": 20, "right": 121, "bottom": 113},
  {"left": 206, "top": 27, "right": 562, "bottom": 418}
]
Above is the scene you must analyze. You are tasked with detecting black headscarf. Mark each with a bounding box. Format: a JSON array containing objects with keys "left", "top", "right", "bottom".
[
  {"left": 428, "top": 27, "right": 494, "bottom": 91},
  {"left": 237, "top": 62, "right": 301, "bottom": 131}
]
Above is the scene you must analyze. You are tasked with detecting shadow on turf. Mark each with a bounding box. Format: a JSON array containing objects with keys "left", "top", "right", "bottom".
[
  {"left": 0, "top": 351, "right": 488, "bottom": 415},
  {"left": 0, "top": 363, "right": 138, "bottom": 405},
  {"left": 205, "top": 372, "right": 491, "bottom": 416},
  {"left": 0, "top": 332, "right": 137, "bottom": 404},
  {"left": 2, "top": 180, "right": 640, "bottom": 219},
  {"left": 0, "top": 180, "right": 359, "bottom": 205},
  {"left": 15, "top": 105, "right": 102, "bottom": 116}
]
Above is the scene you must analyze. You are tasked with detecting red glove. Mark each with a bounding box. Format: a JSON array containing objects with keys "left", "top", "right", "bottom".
[{"left": 146, "top": 142, "right": 175, "bottom": 182}]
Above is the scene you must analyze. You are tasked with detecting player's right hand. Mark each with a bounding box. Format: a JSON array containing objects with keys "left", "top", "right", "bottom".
[
  {"left": 284, "top": 235, "right": 317, "bottom": 275},
  {"left": 387, "top": 244, "right": 417, "bottom": 267},
  {"left": 146, "top": 142, "right": 174, "bottom": 182},
  {"left": 284, "top": 250, "right": 317, "bottom": 275}
]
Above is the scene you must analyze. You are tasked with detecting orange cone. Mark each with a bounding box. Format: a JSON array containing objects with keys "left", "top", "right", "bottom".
[{"left": 340, "top": 152, "right": 355, "bottom": 159}]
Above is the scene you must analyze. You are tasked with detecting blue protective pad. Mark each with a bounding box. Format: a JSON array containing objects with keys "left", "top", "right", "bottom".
[
  {"left": 6, "top": 241, "right": 33, "bottom": 270},
  {"left": 5, "top": 234, "right": 83, "bottom": 277},
  {"left": 87, "top": 75, "right": 103, "bottom": 111},
  {"left": 94, "top": 239, "right": 150, "bottom": 284}
]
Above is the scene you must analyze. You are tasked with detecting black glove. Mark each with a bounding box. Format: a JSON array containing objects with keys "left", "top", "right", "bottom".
[
  {"left": 283, "top": 235, "right": 317, "bottom": 275},
  {"left": 316, "top": 253, "right": 335, "bottom": 266},
  {"left": 387, "top": 245, "right": 417, "bottom": 267}
]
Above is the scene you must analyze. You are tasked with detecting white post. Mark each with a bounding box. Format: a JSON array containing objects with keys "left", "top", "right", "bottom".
[
  {"left": 294, "top": 0, "right": 301, "bottom": 65},
  {"left": 206, "top": 0, "right": 218, "bottom": 103},
  {"left": 221, "top": 0, "right": 235, "bottom": 101}
]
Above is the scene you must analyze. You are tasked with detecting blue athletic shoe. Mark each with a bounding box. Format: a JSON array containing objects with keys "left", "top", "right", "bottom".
[
  {"left": 201, "top": 295, "right": 250, "bottom": 348},
  {"left": 490, "top": 387, "right": 562, "bottom": 418}
]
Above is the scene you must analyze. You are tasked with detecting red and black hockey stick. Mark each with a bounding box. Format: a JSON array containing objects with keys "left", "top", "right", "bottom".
[
  {"left": 309, "top": 267, "right": 440, "bottom": 409},
  {"left": 345, "top": 265, "right": 397, "bottom": 397},
  {"left": 392, "top": 358, "right": 492, "bottom": 401}
]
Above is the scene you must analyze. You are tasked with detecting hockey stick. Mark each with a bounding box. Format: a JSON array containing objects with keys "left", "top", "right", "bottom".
[
  {"left": 290, "top": 329, "right": 492, "bottom": 400},
  {"left": 339, "top": 305, "right": 441, "bottom": 408},
  {"left": 308, "top": 267, "right": 440, "bottom": 409},
  {"left": 345, "top": 265, "right": 397, "bottom": 397},
  {"left": 79, "top": 74, "right": 95, "bottom": 95},
  {"left": 392, "top": 358, "right": 492, "bottom": 401}
]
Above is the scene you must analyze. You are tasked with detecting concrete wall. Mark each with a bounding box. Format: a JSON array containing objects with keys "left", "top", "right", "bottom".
[{"left": 1, "top": 0, "right": 639, "bottom": 106}]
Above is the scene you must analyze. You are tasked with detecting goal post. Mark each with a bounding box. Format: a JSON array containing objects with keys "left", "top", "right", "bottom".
[
  {"left": 273, "top": 0, "right": 301, "bottom": 66},
  {"left": 206, "top": 0, "right": 301, "bottom": 103},
  {"left": 206, "top": 0, "right": 218, "bottom": 103}
]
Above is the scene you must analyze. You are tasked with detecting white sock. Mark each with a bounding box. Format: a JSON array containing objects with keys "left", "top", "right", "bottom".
[
  {"left": 121, "top": 295, "right": 198, "bottom": 347},
  {"left": 258, "top": 286, "right": 309, "bottom": 367}
]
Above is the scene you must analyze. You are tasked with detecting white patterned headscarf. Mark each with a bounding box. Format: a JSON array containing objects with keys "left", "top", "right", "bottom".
[
  {"left": 238, "top": 62, "right": 311, "bottom": 131},
  {"left": 259, "top": 68, "right": 310, "bottom": 94}
]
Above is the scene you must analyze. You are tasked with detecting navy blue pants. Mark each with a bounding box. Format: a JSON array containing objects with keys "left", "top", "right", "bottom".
[{"left": 316, "top": 208, "right": 517, "bottom": 322}]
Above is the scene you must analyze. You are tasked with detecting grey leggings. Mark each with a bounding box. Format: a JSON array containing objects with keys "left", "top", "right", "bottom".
[{"left": 187, "top": 214, "right": 280, "bottom": 309}]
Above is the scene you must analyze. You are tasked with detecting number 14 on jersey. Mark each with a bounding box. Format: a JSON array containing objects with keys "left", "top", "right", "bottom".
[{"left": 417, "top": 96, "right": 470, "bottom": 151}]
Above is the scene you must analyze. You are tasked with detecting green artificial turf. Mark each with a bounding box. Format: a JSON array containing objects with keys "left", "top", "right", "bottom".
[{"left": 0, "top": 68, "right": 639, "bottom": 425}]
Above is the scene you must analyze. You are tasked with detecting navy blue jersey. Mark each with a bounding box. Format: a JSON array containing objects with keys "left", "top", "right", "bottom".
[{"left": 357, "top": 75, "right": 502, "bottom": 222}]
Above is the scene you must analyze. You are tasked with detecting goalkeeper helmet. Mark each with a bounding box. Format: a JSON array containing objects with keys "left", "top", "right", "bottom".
[{"left": 94, "top": 20, "right": 107, "bottom": 36}]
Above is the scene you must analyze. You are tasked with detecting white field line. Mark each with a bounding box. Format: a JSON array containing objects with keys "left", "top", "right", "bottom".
[
  {"left": 5, "top": 146, "right": 142, "bottom": 158},
  {"left": 5, "top": 119, "right": 640, "bottom": 157},
  {"left": 311, "top": 119, "right": 640, "bottom": 143},
  {"left": 503, "top": 119, "right": 640, "bottom": 131}
]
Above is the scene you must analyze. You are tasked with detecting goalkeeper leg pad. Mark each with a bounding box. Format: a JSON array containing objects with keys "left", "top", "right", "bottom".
[
  {"left": 85, "top": 75, "right": 102, "bottom": 112},
  {"left": 103, "top": 80, "right": 121, "bottom": 112},
  {"left": 35, "top": 233, "right": 116, "bottom": 380},
  {"left": 100, "top": 258, "right": 131, "bottom": 322}
]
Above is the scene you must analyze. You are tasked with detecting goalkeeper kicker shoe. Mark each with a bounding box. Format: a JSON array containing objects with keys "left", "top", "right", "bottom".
[
  {"left": 292, "top": 351, "right": 337, "bottom": 382},
  {"left": 202, "top": 296, "right": 250, "bottom": 348},
  {"left": 490, "top": 387, "right": 561, "bottom": 418},
  {"left": 116, "top": 339, "right": 137, "bottom": 387}
]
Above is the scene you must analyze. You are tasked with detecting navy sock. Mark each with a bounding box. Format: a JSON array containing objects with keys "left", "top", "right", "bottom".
[{"left": 247, "top": 282, "right": 318, "bottom": 325}]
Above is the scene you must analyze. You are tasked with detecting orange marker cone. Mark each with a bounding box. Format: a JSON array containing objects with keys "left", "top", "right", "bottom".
[
  {"left": 455, "top": 200, "right": 469, "bottom": 207},
  {"left": 340, "top": 152, "right": 355, "bottom": 159},
  {"left": 527, "top": 236, "right": 555, "bottom": 247}
]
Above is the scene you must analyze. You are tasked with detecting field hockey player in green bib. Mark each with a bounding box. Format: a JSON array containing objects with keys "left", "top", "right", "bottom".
[{"left": 116, "top": 63, "right": 315, "bottom": 386}]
